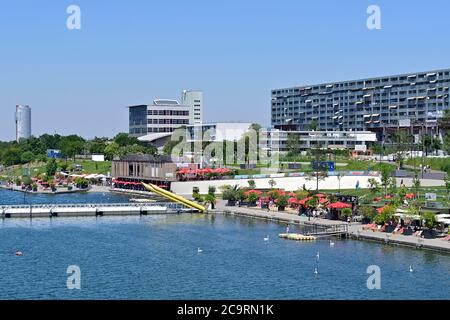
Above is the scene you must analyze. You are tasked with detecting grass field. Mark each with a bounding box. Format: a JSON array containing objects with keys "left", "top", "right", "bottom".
[{"left": 405, "top": 157, "right": 450, "bottom": 172}]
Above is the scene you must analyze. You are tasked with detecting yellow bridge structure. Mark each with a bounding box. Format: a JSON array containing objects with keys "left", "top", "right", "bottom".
[{"left": 141, "top": 183, "right": 206, "bottom": 213}]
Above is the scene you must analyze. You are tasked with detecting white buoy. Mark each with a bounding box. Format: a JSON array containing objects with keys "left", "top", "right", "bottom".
[
  {"left": 264, "top": 236, "right": 269, "bottom": 242},
  {"left": 409, "top": 266, "right": 413, "bottom": 273},
  {"left": 314, "top": 268, "right": 319, "bottom": 275},
  {"left": 330, "top": 241, "right": 335, "bottom": 247},
  {"left": 197, "top": 248, "right": 203, "bottom": 253},
  {"left": 15, "top": 251, "right": 23, "bottom": 256}
]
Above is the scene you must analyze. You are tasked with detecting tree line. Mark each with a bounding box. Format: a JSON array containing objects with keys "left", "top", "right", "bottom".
[{"left": 0, "top": 133, "right": 157, "bottom": 166}]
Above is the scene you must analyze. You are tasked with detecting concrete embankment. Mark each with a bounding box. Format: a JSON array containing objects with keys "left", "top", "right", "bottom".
[
  {"left": 215, "top": 202, "right": 450, "bottom": 254},
  {"left": 348, "top": 226, "right": 450, "bottom": 254}
]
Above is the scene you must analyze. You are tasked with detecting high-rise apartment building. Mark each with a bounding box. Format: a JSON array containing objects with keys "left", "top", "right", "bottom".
[
  {"left": 15, "top": 105, "right": 31, "bottom": 142},
  {"left": 271, "top": 69, "right": 450, "bottom": 137}
]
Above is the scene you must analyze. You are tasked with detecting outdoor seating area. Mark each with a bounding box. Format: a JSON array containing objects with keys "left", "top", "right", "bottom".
[
  {"left": 223, "top": 186, "right": 356, "bottom": 221},
  {"left": 176, "top": 167, "right": 233, "bottom": 181}
]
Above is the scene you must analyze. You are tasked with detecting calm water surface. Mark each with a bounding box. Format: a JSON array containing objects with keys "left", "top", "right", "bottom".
[{"left": 0, "top": 190, "right": 449, "bottom": 300}]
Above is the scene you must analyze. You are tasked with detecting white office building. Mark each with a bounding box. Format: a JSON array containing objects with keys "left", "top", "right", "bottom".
[
  {"left": 181, "top": 90, "right": 203, "bottom": 124},
  {"left": 129, "top": 99, "right": 191, "bottom": 138}
]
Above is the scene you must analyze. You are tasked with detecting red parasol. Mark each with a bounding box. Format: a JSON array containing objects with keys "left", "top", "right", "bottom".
[{"left": 327, "top": 202, "right": 352, "bottom": 209}]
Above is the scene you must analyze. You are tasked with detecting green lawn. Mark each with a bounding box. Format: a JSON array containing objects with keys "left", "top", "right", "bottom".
[{"left": 405, "top": 157, "right": 450, "bottom": 172}]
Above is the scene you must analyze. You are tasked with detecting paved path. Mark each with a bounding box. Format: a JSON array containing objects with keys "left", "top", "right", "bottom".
[
  {"left": 347, "top": 224, "right": 450, "bottom": 253},
  {"left": 215, "top": 200, "right": 346, "bottom": 228}
]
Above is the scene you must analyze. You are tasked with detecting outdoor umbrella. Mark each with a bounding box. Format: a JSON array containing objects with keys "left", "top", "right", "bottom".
[
  {"left": 327, "top": 202, "right": 352, "bottom": 209},
  {"left": 297, "top": 197, "right": 312, "bottom": 206},
  {"left": 377, "top": 206, "right": 387, "bottom": 213},
  {"left": 315, "top": 193, "right": 326, "bottom": 198},
  {"left": 244, "top": 190, "right": 262, "bottom": 196}
]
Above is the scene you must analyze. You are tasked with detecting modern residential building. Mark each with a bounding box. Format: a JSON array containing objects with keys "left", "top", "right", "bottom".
[
  {"left": 260, "top": 130, "right": 377, "bottom": 154},
  {"left": 15, "top": 105, "right": 31, "bottom": 142},
  {"left": 271, "top": 69, "right": 450, "bottom": 139},
  {"left": 129, "top": 99, "right": 191, "bottom": 138},
  {"left": 181, "top": 90, "right": 203, "bottom": 124},
  {"left": 186, "top": 122, "right": 253, "bottom": 142}
]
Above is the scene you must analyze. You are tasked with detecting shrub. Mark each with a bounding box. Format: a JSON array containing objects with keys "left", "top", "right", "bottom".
[
  {"left": 295, "top": 189, "right": 309, "bottom": 200},
  {"left": 422, "top": 211, "right": 438, "bottom": 230},
  {"left": 208, "top": 186, "right": 216, "bottom": 196},
  {"left": 359, "top": 205, "right": 376, "bottom": 221},
  {"left": 246, "top": 192, "right": 259, "bottom": 204},
  {"left": 341, "top": 208, "right": 353, "bottom": 218},
  {"left": 277, "top": 195, "right": 289, "bottom": 207}
]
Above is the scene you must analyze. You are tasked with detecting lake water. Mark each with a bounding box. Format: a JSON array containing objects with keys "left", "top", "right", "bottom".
[{"left": 0, "top": 190, "right": 449, "bottom": 300}]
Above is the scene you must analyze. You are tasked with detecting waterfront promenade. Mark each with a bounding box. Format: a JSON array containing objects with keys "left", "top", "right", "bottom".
[{"left": 215, "top": 201, "right": 450, "bottom": 254}]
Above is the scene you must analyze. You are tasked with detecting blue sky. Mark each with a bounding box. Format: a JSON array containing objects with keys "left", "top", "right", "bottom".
[{"left": 1, "top": 0, "right": 449, "bottom": 141}]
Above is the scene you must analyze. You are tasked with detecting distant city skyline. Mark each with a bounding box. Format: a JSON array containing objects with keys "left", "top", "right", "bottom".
[{"left": 1, "top": 0, "right": 450, "bottom": 140}]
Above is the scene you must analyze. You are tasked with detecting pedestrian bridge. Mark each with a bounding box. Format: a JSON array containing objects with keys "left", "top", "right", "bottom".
[{"left": 0, "top": 202, "right": 196, "bottom": 218}]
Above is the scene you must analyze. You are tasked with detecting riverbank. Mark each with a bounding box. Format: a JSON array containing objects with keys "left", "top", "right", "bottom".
[
  {"left": 0, "top": 184, "right": 92, "bottom": 194},
  {"left": 215, "top": 201, "right": 450, "bottom": 254}
]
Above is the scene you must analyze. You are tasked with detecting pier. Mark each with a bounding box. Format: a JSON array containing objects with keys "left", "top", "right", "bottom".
[{"left": 0, "top": 202, "right": 195, "bottom": 218}]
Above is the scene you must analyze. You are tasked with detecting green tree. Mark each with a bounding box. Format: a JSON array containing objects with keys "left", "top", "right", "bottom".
[
  {"left": 89, "top": 137, "right": 108, "bottom": 154},
  {"left": 359, "top": 205, "right": 376, "bottom": 222},
  {"left": 104, "top": 142, "right": 120, "bottom": 161},
  {"left": 412, "top": 174, "right": 421, "bottom": 199},
  {"left": 371, "top": 142, "right": 383, "bottom": 157},
  {"left": 286, "top": 132, "right": 301, "bottom": 157},
  {"left": 444, "top": 173, "right": 450, "bottom": 200},
  {"left": 388, "top": 177, "right": 397, "bottom": 195},
  {"left": 421, "top": 211, "right": 438, "bottom": 230},
  {"left": 45, "top": 158, "right": 58, "bottom": 177},
  {"left": 432, "top": 138, "right": 442, "bottom": 155},
  {"left": 277, "top": 195, "right": 289, "bottom": 210},
  {"left": 20, "top": 151, "right": 34, "bottom": 164},
  {"left": 246, "top": 192, "right": 259, "bottom": 205},
  {"left": 309, "top": 119, "right": 318, "bottom": 131},
  {"left": 114, "top": 133, "right": 140, "bottom": 147},
  {"left": 192, "top": 187, "right": 201, "bottom": 201},
  {"left": 2, "top": 147, "right": 22, "bottom": 166},
  {"left": 380, "top": 164, "right": 391, "bottom": 196},
  {"left": 341, "top": 208, "right": 353, "bottom": 219},
  {"left": 374, "top": 205, "right": 396, "bottom": 224},
  {"left": 367, "top": 178, "right": 381, "bottom": 195},
  {"left": 422, "top": 135, "right": 432, "bottom": 156}
]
